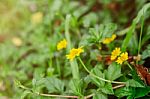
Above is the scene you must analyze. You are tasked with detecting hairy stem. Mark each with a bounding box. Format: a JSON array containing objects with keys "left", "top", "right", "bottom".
[
  {"left": 78, "top": 57, "right": 125, "bottom": 84},
  {"left": 18, "top": 81, "right": 125, "bottom": 99}
]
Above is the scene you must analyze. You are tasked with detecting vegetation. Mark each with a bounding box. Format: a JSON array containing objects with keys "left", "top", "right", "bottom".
[{"left": 1, "top": 0, "right": 150, "bottom": 99}]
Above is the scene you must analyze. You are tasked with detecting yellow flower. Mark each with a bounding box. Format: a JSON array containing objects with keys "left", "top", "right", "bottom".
[
  {"left": 116, "top": 57, "right": 123, "bottom": 64},
  {"left": 111, "top": 55, "right": 117, "bottom": 61},
  {"left": 66, "top": 47, "right": 84, "bottom": 61},
  {"left": 102, "top": 38, "right": 112, "bottom": 44},
  {"left": 120, "top": 52, "right": 128, "bottom": 61},
  {"left": 102, "top": 34, "right": 117, "bottom": 44},
  {"left": 111, "top": 47, "right": 121, "bottom": 60},
  {"left": 111, "top": 34, "right": 117, "bottom": 41},
  {"left": 57, "top": 39, "right": 67, "bottom": 50},
  {"left": 31, "top": 12, "right": 43, "bottom": 24},
  {"left": 116, "top": 52, "right": 128, "bottom": 64}
]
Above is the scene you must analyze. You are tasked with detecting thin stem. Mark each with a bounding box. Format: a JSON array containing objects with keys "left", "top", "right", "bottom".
[
  {"left": 65, "top": 14, "right": 80, "bottom": 79},
  {"left": 122, "top": 22, "right": 136, "bottom": 51},
  {"left": 138, "top": 16, "right": 144, "bottom": 55},
  {"left": 18, "top": 84, "right": 94, "bottom": 99},
  {"left": 84, "top": 94, "right": 95, "bottom": 99},
  {"left": 19, "top": 85, "right": 32, "bottom": 92},
  {"left": 78, "top": 57, "right": 125, "bottom": 84},
  {"left": 112, "top": 84, "right": 125, "bottom": 89},
  {"left": 65, "top": 14, "right": 72, "bottom": 50},
  {"left": 126, "top": 62, "right": 133, "bottom": 70},
  {"left": 18, "top": 82, "right": 125, "bottom": 99},
  {"left": 36, "top": 92, "right": 78, "bottom": 98},
  {"left": 137, "top": 15, "right": 144, "bottom": 64},
  {"left": 56, "top": 58, "right": 61, "bottom": 76}
]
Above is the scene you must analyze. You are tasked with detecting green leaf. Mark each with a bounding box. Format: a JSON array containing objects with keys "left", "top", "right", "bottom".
[
  {"left": 115, "top": 87, "right": 134, "bottom": 98},
  {"left": 33, "top": 67, "right": 44, "bottom": 79},
  {"left": 141, "top": 26, "right": 150, "bottom": 46},
  {"left": 21, "top": 90, "right": 31, "bottom": 99},
  {"left": 122, "top": 3, "right": 150, "bottom": 51},
  {"left": 134, "top": 87, "right": 150, "bottom": 98},
  {"left": 115, "top": 86, "right": 150, "bottom": 98},
  {"left": 44, "top": 77, "right": 64, "bottom": 94},
  {"left": 134, "top": 3, "right": 150, "bottom": 24},
  {"left": 105, "top": 62, "right": 122, "bottom": 81},
  {"left": 88, "top": 23, "right": 117, "bottom": 43},
  {"left": 101, "top": 83, "right": 114, "bottom": 95},
  {"left": 79, "top": 34, "right": 91, "bottom": 46},
  {"left": 91, "top": 66, "right": 105, "bottom": 87},
  {"left": 90, "top": 49, "right": 101, "bottom": 60},
  {"left": 93, "top": 91, "right": 107, "bottom": 99},
  {"left": 126, "top": 79, "right": 144, "bottom": 87},
  {"left": 127, "top": 95, "right": 134, "bottom": 99},
  {"left": 14, "top": 79, "right": 21, "bottom": 87},
  {"left": 83, "top": 12, "right": 98, "bottom": 27},
  {"left": 100, "top": 23, "right": 117, "bottom": 39},
  {"left": 69, "top": 79, "right": 83, "bottom": 96},
  {"left": 142, "top": 44, "right": 150, "bottom": 59},
  {"left": 131, "top": 69, "right": 145, "bottom": 85}
]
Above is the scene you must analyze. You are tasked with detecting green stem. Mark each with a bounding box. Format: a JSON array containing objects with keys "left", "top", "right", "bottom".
[
  {"left": 56, "top": 58, "right": 61, "bottom": 77},
  {"left": 65, "top": 15, "right": 72, "bottom": 50},
  {"left": 18, "top": 84, "right": 92, "bottom": 99},
  {"left": 121, "top": 23, "right": 136, "bottom": 51},
  {"left": 78, "top": 57, "right": 125, "bottom": 84},
  {"left": 126, "top": 62, "right": 133, "bottom": 70},
  {"left": 65, "top": 14, "right": 80, "bottom": 79},
  {"left": 137, "top": 16, "right": 144, "bottom": 64},
  {"left": 18, "top": 82, "right": 124, "bottom": 99},
  {"left": 36, "top": 92, "right": 79, "bottom": 98}
]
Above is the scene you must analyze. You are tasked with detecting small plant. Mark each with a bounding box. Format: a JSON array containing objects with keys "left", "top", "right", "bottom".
[{"left": 1, "top": 0, "right": 150, "bottom": 99}]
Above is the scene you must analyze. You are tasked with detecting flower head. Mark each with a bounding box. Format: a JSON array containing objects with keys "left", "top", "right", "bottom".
[
  {"left": 102, "top": 34, "right": 116, "bottom": 44},
  {"left": 120, "top": 52, "right": 128, "bottom": 61},
  {"left": 116, "top": 57, "right": 123, "bottom": 64},
  {"left": 116, "top": 52, "right": 128, "bottom": 64},
  {"left": 111, "top": 47, "right": 121, "bottom": 60},
  {"left": 102, "top": 38, "right": 112, "bottom": 44},
  {"left": 57, "top": 39, "right": 67, "bottom": 50},
  {"left": 66, "top": 47, "right": 84, "bottom": 61},
  {"left": 111, "top": 34, "right": 117, "bottom": 41}
]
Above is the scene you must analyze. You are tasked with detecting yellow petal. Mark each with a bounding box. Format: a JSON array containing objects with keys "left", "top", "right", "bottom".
[{"left": 57, "top": 39, "right": 67, "bottom": 50}]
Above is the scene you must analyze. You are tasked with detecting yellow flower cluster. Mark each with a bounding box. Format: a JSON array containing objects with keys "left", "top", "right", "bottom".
[
  {"left": 111, "top": 47, "right": 121, "bottom": 60},
  {"left": 111, "top": 47, "right": 128, "bottom": 65},
  {"left": 31, "top": 12, "right": 43, "bottom": 24},
  {"left": 66, "top": 47, "right": 84, "bottom": 61},
  {"left": 102, "top": 34, "right": 116, "bottom": 44},
  {"left": 57, "top": 39, "right": 67, "bottom": 50},
  {"left": 56, "top": 39, "right": 84, "bottom": 61},
  {"left": 116, "top": 52, "right": 128, "bottom": 64}
]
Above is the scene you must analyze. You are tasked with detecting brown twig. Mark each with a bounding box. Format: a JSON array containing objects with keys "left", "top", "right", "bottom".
[{"left": 113, "top": 84, "right": 125, "bottom": 89}]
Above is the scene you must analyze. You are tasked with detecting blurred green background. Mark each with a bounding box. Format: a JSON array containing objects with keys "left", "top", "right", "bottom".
[{"left": 0, "top": 0, "right": 150, "bottom": 99}]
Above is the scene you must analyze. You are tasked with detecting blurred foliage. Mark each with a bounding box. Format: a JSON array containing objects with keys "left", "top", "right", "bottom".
[{"left": 0, "top": 0, "right": 150, "bottom": 99}]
